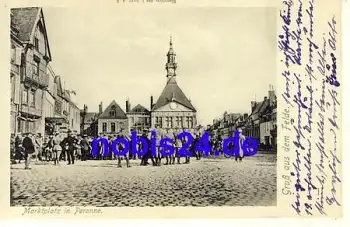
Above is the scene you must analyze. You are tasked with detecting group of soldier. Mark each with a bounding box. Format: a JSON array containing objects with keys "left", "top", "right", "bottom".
[
  {"left": 12, "top": 130, "right": 91, "bottom": 169},
  {"left": 11, "top": 126, "right": 246, "bottom": 170},
  {"left": 92, "top": 127, "right": 205, "bottom": 168}
]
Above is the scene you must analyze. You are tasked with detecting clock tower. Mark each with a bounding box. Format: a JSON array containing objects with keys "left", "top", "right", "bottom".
[
  {"left": 151, "top": 37, "right": 197, "bottom": 132},
  {"left": 166, "top": 36, "right": 177, "bottom": 79}
]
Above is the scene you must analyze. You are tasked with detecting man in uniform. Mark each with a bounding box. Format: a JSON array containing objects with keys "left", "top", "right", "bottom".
[
  {"left": 14, "top": 133, "right": 24, "bottom": 164},
  {"left": 154, "top": 125, "right": 163, "bottom": 166},
  {"left": 22, "top": 132, "right": 35, "bottom": 170},
  {"left": 80, "top": 134, "right": 90, "bottom": 161},
  {"left": 62, "top": 130, "right": 78, "bottom": 165},
  {"left": 116, "top": 132, "right": 131, "bottom": 168}
]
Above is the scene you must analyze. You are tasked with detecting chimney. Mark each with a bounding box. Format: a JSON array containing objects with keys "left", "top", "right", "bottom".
[
  {"left": 126, "top": 100, "right": 130, "bottom": 113},
  {"left": 84, "top": 104, "right": 88, "bottom": 113},
  {"left": 99, "top": 102, "right": 103, "bottom": 114},
  {"left": 268, "top": 85, "right": 276, "bottom": 106},
  {"left": 150, "top": 96, "right": 153, "bottom": 110},
  {"left": 264, "top": 96, "right": 267, "bottom": 101}
]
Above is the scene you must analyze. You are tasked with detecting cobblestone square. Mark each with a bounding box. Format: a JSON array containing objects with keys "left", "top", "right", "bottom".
[{"left": 10, "top": 154, "right": 277, "bottom": 207}]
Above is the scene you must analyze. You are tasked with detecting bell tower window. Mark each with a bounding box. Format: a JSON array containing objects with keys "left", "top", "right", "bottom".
[{"left": 165, "top": 36, "right": 177, "bottom": 78}]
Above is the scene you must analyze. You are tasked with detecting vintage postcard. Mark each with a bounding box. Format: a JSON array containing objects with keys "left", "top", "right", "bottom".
[{"left": 0, "top": 0, "right": 342, "bottom": 219}]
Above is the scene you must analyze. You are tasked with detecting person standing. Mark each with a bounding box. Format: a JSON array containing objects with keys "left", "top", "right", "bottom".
[
  {"left": 22, "top": 133, "right": 35, "bottom": 170},
  {"left": 174, "top": 129, "right": 183, "bottom": 165},
  {"left": 209, "top": 137, "right": 215, "bottom": 156},
  {"left": 147, "top": 128, "right": 156, "bottom": 166},
  {"left": 116, "top": 134, "right": 131, "bottom": 168},
  {"left": 154, "top": 125, "right": 162, "bottom": 166},
  {"left": 34, "top": 133, "right": 43, "bottom": 163},
  {"left": 140, "top": 129, "right": 153, "bottom": 166},
  {"left": 45, "top": 135, "right": 54, "bottom": 161},
  {"left": 235, "top": 129, "right": 245, "bottom": 162},
  {"left": 75, "top": 135, "right": 82, "bottom": 160},
  {"left": 80, "top": 135, "right": 90, "bottom": 161},
  {"left": 52, "top": 132, "right": 62, "bottom": 165},
  {"left": 62, "top": 130, "right": 78, "bottom": 165},
  {"left": 193, "top": 134, "right": 201, "bottom": 160},
  {"left": 14, "top": 133, "right": 24, "bottom": 164}
]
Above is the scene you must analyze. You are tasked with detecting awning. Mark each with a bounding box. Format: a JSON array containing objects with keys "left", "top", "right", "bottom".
[{"left": 17, "top": 117, "right": 35, "bottom": 122}]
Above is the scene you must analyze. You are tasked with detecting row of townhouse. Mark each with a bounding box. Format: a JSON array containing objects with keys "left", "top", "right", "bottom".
[
  {"left": 10, "top": 7, "right": 80, "bottom": 136},
  {"left": 81, "top": 98, "right": 204, "bottom": 137},
  {"left": 208, "top": 85, "right": 277, "bottom": 151}
]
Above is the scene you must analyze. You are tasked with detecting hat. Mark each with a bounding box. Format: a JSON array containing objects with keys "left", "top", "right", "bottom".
[{"left": 67, "top": 129, "right": 72, "bottom": 133}]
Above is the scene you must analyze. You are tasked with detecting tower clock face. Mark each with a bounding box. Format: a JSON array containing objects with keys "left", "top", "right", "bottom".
[{"left": 169, "top": 102, "right": 178, "bottom": 110}]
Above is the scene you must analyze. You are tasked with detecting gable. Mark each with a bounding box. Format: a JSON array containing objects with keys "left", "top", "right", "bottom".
[
  {"left": 130, "top": 104, "right": 149, "bottom": 113},
  {"left": 98, "top": 100, "right": 127, "bottom": 119},
  {"left": 153, "top": 102, "right": 193, "bottom": 112},
  {"left": 11, "top": 7, "right": 52, "bottom": 61},
  {"left": 152, "top": 76, "right": 196, "bottom": 112},
  {"left": 33, "top": 11, "right": 52, "bottom": 61}
]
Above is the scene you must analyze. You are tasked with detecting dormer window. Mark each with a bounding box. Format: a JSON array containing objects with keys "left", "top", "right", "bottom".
[{"left": 110, "top": 105, "right": 116, "bottom": 117}]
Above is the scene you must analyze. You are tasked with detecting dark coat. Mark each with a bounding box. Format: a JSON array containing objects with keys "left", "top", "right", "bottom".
[
  {"left": 80, "top": 139, "right": 90, "bottom": 151},
  {"left": 22, "top": 136, "right": 35, "bottom": 154},
  {"left": 62, "top": 136, "right": 78, "bottom": 151}
]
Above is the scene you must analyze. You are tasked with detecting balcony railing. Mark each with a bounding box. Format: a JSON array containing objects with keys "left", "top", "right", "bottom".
[{"left": 20, "top": 105, "right": 41, "bottom": 117}]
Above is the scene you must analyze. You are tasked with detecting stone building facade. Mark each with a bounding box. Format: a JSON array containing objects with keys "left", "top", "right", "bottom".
[
  {"left": 126, "top": 101, "right": 150, "bottom": 134},
  {"left": 97, "top": 100, "right": 128, "bottom": 135},
  {"left": 11, "top": 7, "right": 51, "bottom": 135}
]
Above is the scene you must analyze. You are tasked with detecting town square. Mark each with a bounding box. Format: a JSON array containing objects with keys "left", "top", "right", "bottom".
[{"left": 10, "top": 7, "right": 277, "bottom": 207}]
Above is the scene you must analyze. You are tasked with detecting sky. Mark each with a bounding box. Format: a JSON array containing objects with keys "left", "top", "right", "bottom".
[{"left": 43, "top": 6, "right": 276, "bottom": 126}]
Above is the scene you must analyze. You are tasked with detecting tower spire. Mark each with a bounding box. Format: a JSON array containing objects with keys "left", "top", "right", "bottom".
[{"left": 166, "top": 36, "right": 177, "bottom": 79}]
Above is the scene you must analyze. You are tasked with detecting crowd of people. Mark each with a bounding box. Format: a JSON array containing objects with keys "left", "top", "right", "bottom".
[{"left": 11, "top": 127, "right": 247, "bottom": 170}]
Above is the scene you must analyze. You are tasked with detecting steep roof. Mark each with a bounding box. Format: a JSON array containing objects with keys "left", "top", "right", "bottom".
[
  {"left": 251, "top": 101, "right": 263, "bottom": 115},
  {"left": 98, "top": 100, "right": 127, "bottom": 119},
  {"left": 11, "top": 7, "right": 52, "bottom": 61},
  {"left": 152, "top": 76, "right": 196, "bottom": 111},
  {"left": 130, "top": 104, "right": 149, "bottom": 113},
  {"left": 11, "top": 7, "right": 39, "bottom": 42}
]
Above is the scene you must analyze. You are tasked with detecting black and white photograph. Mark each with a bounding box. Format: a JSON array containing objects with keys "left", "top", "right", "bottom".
[{"left": 9, "top": 6, "right": 277, "bottom": 207}]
